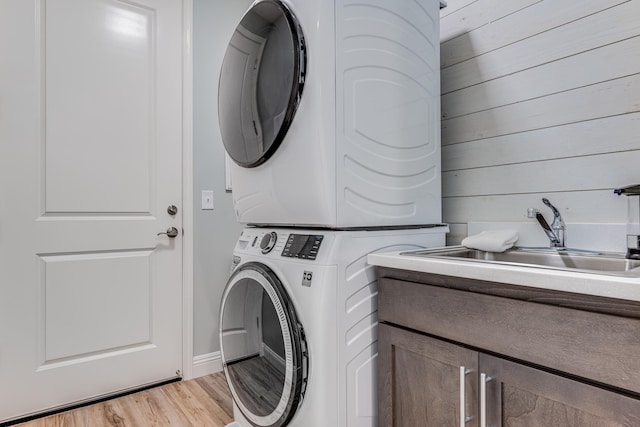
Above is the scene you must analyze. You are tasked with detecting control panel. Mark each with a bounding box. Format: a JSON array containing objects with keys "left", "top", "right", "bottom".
[
  {"left": 235, "top": 229, "right": 326, "bottom": 261},
  {"left": 282, "top": 234, "right": 324, "bottom": 260}
]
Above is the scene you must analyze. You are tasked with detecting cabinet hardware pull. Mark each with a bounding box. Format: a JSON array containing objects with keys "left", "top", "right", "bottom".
[
  {"left": 459, "top": 366, "right": 473, "bottom": 427},
  {"left": 480, "top": 373, "right": 493, "bottom": 427}
]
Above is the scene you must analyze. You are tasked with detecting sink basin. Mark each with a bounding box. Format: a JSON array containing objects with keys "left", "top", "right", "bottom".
[{"left": 400, "top": 246, "right": 640, "bottom": 276}]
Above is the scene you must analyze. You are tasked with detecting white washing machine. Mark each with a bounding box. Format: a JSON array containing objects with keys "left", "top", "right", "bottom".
[
  {"left": 219, "top": 225, "right": 447, "bottom": 427},
  {"left": 218, "top": 0, "right": 445, "bottom": 228}
]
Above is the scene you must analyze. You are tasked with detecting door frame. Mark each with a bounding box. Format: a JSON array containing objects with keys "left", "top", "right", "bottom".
[{"left": 182, "top": 0, "right": 195, "bottom": 380}]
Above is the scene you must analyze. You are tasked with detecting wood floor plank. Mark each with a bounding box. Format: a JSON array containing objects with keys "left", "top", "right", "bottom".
[
  {"left": 160, "top": 381, "right": 228, "bottom": 427},
  {"left": 182, "top": 381, "right": 232, "bottom": 426},
  {"left": 140, "top": 387, "right": 194, "bottom": 426},
  {"left": 193, "top": 375, "right": 233, "bottom": 419},
  {"left": 15, "top": 372, "right": 233, "bottom": 427}
]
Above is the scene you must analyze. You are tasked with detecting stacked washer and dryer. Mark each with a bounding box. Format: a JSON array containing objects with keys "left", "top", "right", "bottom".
[{"left": 217, "top": 0, "right": 446, "bottom": 426}]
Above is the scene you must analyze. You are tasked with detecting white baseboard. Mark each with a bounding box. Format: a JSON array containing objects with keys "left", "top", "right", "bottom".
[
  {"left": 262, "top": 343, "right": 286, "bottom": 375},
  {"left": 192, "top": 351, "right": 222, "bottom": 379}
]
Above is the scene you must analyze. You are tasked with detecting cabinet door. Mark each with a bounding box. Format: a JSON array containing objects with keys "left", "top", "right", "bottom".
[
  {"left": 378, "top": 324, "right": 478, "bottom": 427},
  {"left": 480, "top": 354, "right": 640, "bottom": 427}
]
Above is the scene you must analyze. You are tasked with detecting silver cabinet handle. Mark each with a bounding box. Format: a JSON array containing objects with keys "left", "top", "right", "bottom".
[
  {"left": 459, "top": 366, "right": 472, "bottom": 427},
  {"left": 480, "top": 373, "right": 492, "bottom": 427},
  {"left": 157, "top": 227, "right": 179, "bottom": 238}
]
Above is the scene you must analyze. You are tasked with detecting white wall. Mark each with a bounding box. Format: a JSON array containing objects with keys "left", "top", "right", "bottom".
[
  {"left": 193, "top": 0, "right": 251, "bottom": 358},
  {"left": 440, "top": 0, "right": 640, "bottom": 246}
]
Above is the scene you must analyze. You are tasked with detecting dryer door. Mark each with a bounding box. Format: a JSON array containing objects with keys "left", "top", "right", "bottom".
[
  {"left": 220, "top": 262, "right": 308, "bottom": 427},
  {"left": 218, "top": 0, "right": 306, "bottom": 168}
]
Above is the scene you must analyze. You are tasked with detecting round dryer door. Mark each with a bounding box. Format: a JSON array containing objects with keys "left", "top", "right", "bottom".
[
  {"left": 220, "top": 262, "right": 308, "bottom": 427},
  {"left": 218, "top": 0, "right": 306, "bottom": 168}
]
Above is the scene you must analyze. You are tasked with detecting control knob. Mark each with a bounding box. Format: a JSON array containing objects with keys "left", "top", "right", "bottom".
[{"left": 260, "top": 232, "right": 278, "bottom": 254}]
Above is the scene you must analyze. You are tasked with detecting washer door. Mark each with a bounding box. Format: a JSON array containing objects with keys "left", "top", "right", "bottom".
[
  {"left": 218, "top": 0, "right": 306, "bottom": 168},
  {"left": 220, "top": 262, "right": 308, "bottom": 427}
]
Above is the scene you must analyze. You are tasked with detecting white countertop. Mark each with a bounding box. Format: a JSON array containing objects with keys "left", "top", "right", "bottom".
[{"left": 368, "top": 249, "right": 640, "bottom": 302}]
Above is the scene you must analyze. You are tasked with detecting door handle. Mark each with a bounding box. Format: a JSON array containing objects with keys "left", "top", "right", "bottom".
[
  {"left": 459, "top": 366, "right": 473, "bottom": 427},
  {"left": 480, "top": 373, "right": 492, "bottom": 427},
  {"left": 157, "top": 227, "right": 179, "bottom": 238}
]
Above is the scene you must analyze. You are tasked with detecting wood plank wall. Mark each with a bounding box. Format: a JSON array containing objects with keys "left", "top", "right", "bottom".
[{"left": 439, "top": 0, "right": 640, "bottom": 244}]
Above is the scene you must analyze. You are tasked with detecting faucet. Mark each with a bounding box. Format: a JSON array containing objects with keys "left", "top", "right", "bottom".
[
  {"left": 614, "top": 184, "right": 640, "bottom": 259},
  {"left": 528, "top": 198, "right": 566, "bottom": 248}
]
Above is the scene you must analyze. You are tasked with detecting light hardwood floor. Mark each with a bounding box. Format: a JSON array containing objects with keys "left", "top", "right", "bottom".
[{"left": 16, "top": 373, "right": 233, "bottom": 427}]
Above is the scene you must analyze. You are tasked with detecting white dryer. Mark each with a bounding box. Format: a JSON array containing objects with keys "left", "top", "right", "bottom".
[
  {"left": 218, "top": 0, "right": 445, "bottom": 228},
  {"left": 219, "top": 225, "right": 447, "bottom": 427}
]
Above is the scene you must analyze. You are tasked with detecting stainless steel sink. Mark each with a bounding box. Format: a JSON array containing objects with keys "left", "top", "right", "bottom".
[{"left": 400, "top": 246, "right": 640, "bottom": 276}]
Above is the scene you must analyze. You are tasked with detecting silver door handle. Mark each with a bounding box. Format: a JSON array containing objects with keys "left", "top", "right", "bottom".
[
  {"left": 157, "top": 227, "right": 179, "bottom": 238},
  {"left": 459, "top": 366, "right": 473, "bottom": 427},
  {"left": 480, "top": 373, "right": 492, "bottom": 427}
]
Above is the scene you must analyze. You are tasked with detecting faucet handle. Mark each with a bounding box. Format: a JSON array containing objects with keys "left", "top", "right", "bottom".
[
  {"left": 526, "top": 208, "right": 538, "bottom": 219},
  {"left": 614, "top": 184, "right": 640, "bottom": 196},
  {"left": 542, "top": 198, "right": 562, "bottom": 220}
]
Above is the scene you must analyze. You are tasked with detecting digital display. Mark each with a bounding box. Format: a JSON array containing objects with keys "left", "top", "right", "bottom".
[{"left": 281, "top": 234, "right": 324, "bottom": 260}]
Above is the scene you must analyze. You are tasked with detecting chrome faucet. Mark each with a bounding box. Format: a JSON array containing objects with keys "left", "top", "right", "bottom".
[
  {"left": 614, "top": 184, "right": 640, "bottom": 259},
  {"left": 528, "top": 198, "right": 566, "bottom": 248}
]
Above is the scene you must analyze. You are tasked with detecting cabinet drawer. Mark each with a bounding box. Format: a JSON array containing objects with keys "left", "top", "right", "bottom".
[{"left": 378, "top": 278, "right": 640, "bottom": 394}]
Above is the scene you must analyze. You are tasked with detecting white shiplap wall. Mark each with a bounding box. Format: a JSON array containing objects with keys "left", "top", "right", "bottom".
[{"left": 440, "top": 0, "right": 640, "bottom": 245}]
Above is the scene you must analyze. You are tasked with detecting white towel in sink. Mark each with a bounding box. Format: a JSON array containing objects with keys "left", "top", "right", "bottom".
[{"left": 461, "top": 229, "right": 519, "bottom": 253}]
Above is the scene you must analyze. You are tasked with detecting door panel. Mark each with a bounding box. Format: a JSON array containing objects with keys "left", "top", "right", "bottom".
[
  {"left": 45, "top": 0, "right": 155, "bottom": 213},
  {"left": 480, "top": 354, "right": 640, "bottom": 427},
  {"left": 0, "top": 0, "right": 184, "bottom": 421},
  {"left": 41, "top": 251, "right": 152, "bottom": 362},
  {"left": 378, "top": 324, "right": 478, "bottom": 427}
]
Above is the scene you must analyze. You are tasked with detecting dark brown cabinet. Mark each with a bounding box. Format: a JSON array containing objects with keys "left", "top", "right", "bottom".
[
  {"left": 482, "top": 354, "right": 640, "bottom": 426},
  {"left": 378, "top": 324, "right": 478, "bottom": 427},
  {"left": 377, "top": 270, "right": 640, "bottom": 427}
]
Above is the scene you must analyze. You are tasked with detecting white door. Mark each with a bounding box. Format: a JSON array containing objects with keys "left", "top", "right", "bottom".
[{"left": 0, "top": 0, "right": 184, "bottom": 421}]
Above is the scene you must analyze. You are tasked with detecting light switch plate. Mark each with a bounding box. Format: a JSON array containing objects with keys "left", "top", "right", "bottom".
[{"left": 201, "top": 190, "right": 214, "bottom": 210}]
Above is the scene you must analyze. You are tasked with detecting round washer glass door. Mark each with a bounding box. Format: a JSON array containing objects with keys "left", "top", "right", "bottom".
[
  {"left": 218, "top": 0, "right": 306, "bottom": 168},
  {"left": 220, "top": 262, "right": 308, "bottom": 427}
]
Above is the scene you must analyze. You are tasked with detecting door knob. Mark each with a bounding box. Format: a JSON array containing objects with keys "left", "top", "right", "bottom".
[{"left": 157, "top": 227, "right": 179, "bottom": 238}]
